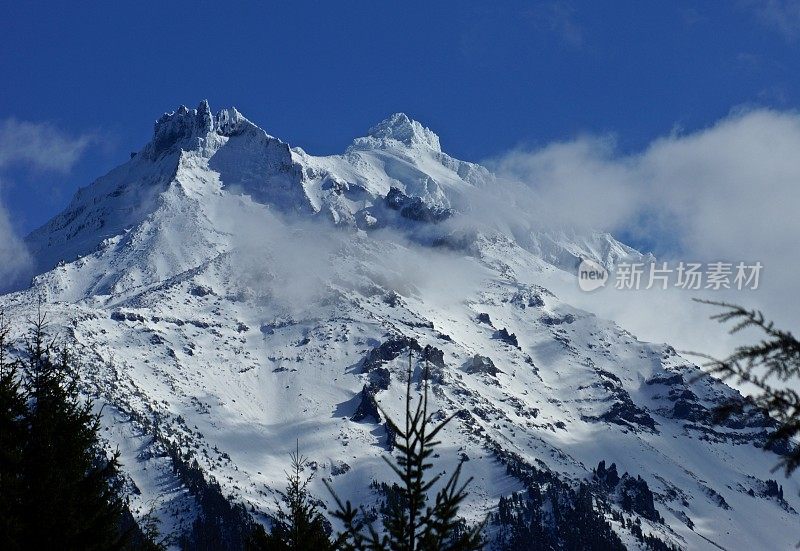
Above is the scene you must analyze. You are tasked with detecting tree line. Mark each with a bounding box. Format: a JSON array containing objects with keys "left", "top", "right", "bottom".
[{"left": 0, "top": 309, "right": 159, "bottom": 550}]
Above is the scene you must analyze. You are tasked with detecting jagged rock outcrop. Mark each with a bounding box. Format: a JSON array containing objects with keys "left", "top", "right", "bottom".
[{"left": 464, "top": 354, "right": 500, "bottom": 376}]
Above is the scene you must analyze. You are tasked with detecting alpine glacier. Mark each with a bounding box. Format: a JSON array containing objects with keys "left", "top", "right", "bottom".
[{"left": 2, "top": 101, "right": 796, "bottom": 549}]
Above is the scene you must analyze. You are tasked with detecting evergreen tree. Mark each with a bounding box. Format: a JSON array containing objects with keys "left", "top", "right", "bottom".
[
  {"left": 250, "top": 442, "right": 333, "bottom": 550},
  {"left": 325, "top": 351, "right": 484, "bottom": 551},
  {"left": 0, "top": 308, "right": 142, "bottom": 550},
  {"left": 0, "top": 312, "right": 26, "bottom": 549},
  {"left": 166, "top": 440, "right": 255, "bottom": 551},
  {"left": 694, "top": 300, "right": 800, "bottom": 474}
]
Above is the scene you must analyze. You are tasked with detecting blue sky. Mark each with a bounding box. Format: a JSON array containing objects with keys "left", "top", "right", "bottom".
[{"left": 2, "top": 0, "right": 800, "bottom": 234}]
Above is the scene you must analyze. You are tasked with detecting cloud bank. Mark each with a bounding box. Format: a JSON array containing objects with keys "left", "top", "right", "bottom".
[
  {"left": 0, "top": 118, "right": 95, "bottom": 173},
  {"left": 485, "top": 108, "right": 800, "bottom": 356},
  {"left": 210, "top": 195, "right": 487, "bottom": 324},
  {"left": 0, "top": 203, "right": 32, "bottom": 289}
]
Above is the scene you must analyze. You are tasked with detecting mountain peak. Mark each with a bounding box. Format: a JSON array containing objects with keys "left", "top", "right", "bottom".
[
  {"left": 148, "top": 100, "right": 214, "bottom": 159},
  {"left": 354, "top": 112, "right": 441, "bottom": 152},
  {"left": 146, "top": 101, "right": 260, "bottom": 159}
]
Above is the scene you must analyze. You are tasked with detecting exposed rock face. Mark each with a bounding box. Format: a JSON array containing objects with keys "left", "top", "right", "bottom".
[
  {"left": 368, "top": 367, "right": 391, "bottom": 391},
  {"left": 595, "top": 460, "right": 620, "bottom": 489},
  {"left": 477, "top": 312, "right": 492, "bottom": 325},
  {"left": 596, "top": 398, "right": 658, "bottom": 432},
  {"left": 540, "top": 313, "right": 575, "bottom": 325},
  {"left": 421, "top": 344, "right": 445, "bottom": 369},
  {"left": 619, "top": 475, "right": 662, "bottom": 522},
  {"left": 361, "top": 336, "right": 421, "bottom": 373},
  {"left": 353, "top": 337, "right": 426, "bottom": 424},
  {"left": 594, "top": 461, "right": 662, "bottom": 523},
  {"left": 385, "top": 187, "right": 453, "bottom": 223},
  {"left": 149, "top": 102, "right": 210, "bottom": 159},
  {"left": 495, "top": 327, "right": 519, "bottom": 348},
  {"left": 764, "top": 479, "right": 784, "bottom": 500},
  {"left": 585, "top": 368, "right": 658, "bottom": 432},
  {"left": 351, "top": 385, "right": 381, "bottom": 423},
  {"left": 464, "top": 354, "right": 500, "bottom": 376}
]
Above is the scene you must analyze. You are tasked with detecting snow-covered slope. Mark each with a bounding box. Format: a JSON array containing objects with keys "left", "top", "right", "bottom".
[{"left": 3, "top": 101, "right": 796, "bottom": 549}]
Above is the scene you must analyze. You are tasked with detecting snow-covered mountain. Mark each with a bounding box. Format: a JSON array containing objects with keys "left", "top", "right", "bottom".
[{"left": 3, "top": 101, "right": 796, "bottom": 549}]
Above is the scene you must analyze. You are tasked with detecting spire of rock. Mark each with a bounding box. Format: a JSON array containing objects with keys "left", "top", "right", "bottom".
[
  {"left": 148, "top": 100, "right": 216, "bottom": 159},
  {"left": 197, "top": 99, "right": 213, "bottom": 131}
]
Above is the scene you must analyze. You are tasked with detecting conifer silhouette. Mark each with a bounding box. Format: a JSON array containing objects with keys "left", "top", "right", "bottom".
[
  {"left": 0, "top": 311, "right": 26, "bottom": 549},
  {"left": 250, "top": 441, "right": 332, "bottom": 550},
  {"left": 325, "top": 350, "right": 484, "bottom": 551},
  {"left": 694, "top": 299, "right": 800, "bottom": 474},
  {"left": 0, "top": 307, "right": 145, "bottom": 550}
]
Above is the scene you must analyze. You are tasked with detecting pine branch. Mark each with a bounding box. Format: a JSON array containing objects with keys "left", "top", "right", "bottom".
[{"left": 691, "top": 299, "right": 800, "bottom": 474}]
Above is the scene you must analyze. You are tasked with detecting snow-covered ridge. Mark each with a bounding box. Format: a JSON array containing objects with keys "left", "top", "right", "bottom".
[
  {"left": 6, "top": 101, "right": 793, "bottom": 549},
  {"left": 24, "top": 100, "right": 640, "bottom": 281},
  {"left": 351, "top": 112, "right": 442, "bottom": 152},
  {"left": 145, "top": 100, "right": 263, "bottom": 161}
]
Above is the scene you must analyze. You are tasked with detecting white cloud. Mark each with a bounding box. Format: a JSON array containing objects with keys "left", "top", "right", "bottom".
[
  {"left": 485, "top": 108, "right": 800, "bottom": 357},
  {"left": 0, "top": 198, "right": 32, "bottom": 291},
  {"left": 0, "top": 118, "right": 95, "bottom": 291},
  {"left": 210, "top": 196, "right": 486, "bottom": 323},
  {"left": 0, "top": 118, "right": 94, "bottom": 172}
]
